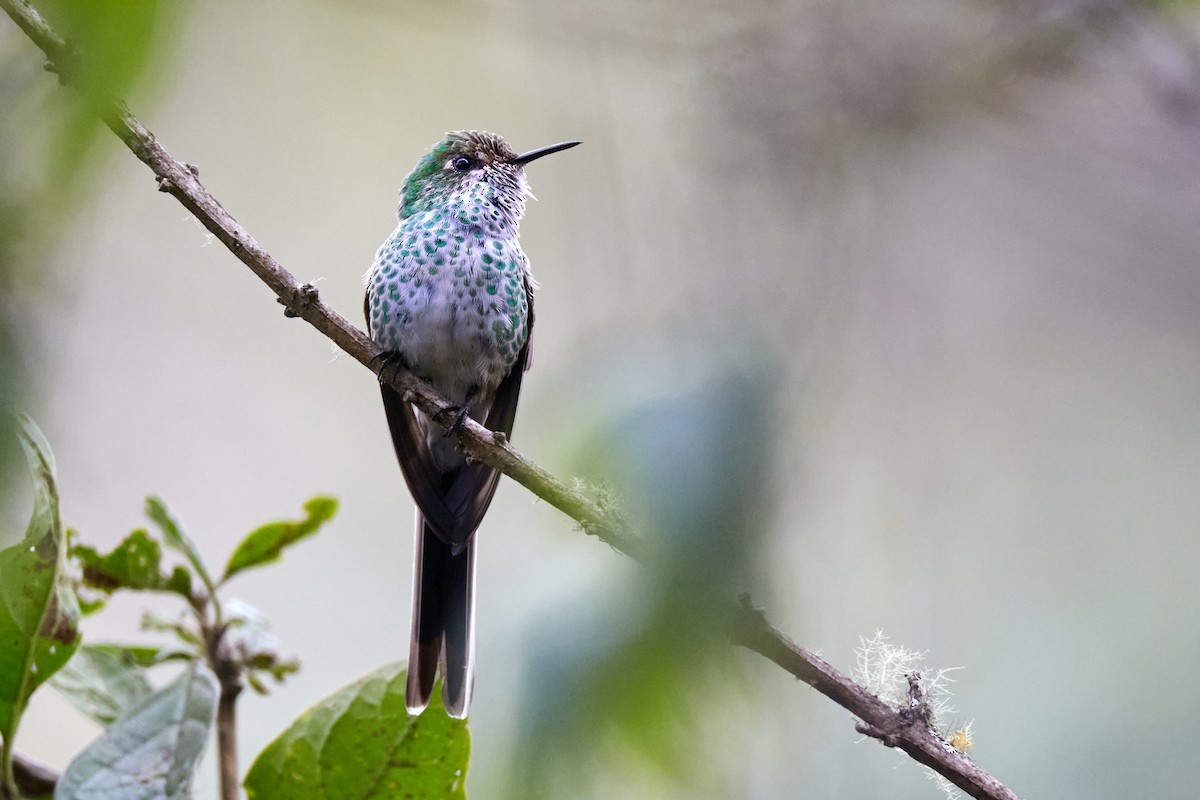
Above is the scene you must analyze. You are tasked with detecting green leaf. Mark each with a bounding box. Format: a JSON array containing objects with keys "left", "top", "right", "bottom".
[
  {"left": 164, "top": 565, "right": 194, "bottom": 599},
  {"left": 73, "top": 530, "right": 166, "bottom": 592},
  {"left": 221, "top": 496, "right": 338, "bottom": 584},
  {"left": 71, "top": 529, "right": 195, "bottom": 603},
  {"left": 0, "top": 417, "right": 81, "bottom": 750},
  {"left": 55, "top": 661, "right": 218, "bottom": 800},
  {"left": 244, "top": 663, "right": 469, "bottom": 800},
  {"left": 103, "top": 645, "right": 171, "bottom": 669},
  {"left": 145, "top": 496, "right": 214, "bottom": 597},
  {"left": 49, "top": 644, "right": 153, "bottom": 726}
]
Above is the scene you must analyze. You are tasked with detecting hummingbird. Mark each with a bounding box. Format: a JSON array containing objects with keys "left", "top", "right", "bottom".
[{"left": 364, "top": 131, "right": 580, "bottom": 718}]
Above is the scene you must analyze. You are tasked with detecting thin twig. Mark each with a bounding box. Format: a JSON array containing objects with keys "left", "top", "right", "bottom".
[
  {"left": 732, "top": 597, "right": 1019, "bottom": 800},
  {"left": 215, "top": 685, "right": 240, "bottom": 800},
  {"left": 0, "top": 3, "right": 1021, "bottom": 798}
]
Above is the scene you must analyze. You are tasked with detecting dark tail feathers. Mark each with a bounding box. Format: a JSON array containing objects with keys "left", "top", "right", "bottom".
[{"left": 406, "top": 514, "right": 476, "bottom": 718}]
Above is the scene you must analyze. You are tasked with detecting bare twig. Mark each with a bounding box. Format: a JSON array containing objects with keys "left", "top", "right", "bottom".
[
  {"left": 732, "top": 597, "right": 1019, "bottom": 800},
  {"left": 0, "top": 3, "right": 1021, "bottom": 798}
]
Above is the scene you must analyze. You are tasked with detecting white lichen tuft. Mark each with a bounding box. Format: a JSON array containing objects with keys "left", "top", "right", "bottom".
[
  {"left": 570, "top": 478, "right": 623, "bottom": 521},
  {"left": 852, "top": 630, "right": 974, "bottom": 799},
  {"left": 854, "top": 630, "right": 923, "bottom": 701},
  {"left": 853, "top": 629, "right": 962, "bottom": 728},
  {"left": 926, "top": 769, "right": 963, "bottom": 800}
]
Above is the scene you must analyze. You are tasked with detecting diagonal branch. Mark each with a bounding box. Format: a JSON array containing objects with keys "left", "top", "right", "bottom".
[
  {"left": 5, "top": 0, "right": 637, "bottom": 558},
  {"left": 1, "top": 2, "right": 1020, "bottom": 798}
]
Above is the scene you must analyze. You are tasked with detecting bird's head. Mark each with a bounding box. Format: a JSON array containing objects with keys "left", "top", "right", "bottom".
[{"left": 398, "top": 131, "right": 580, "bottom": 229}]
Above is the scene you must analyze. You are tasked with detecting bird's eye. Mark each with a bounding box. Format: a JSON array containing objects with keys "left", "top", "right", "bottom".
[{"left": 451, "top": 156, "right": 473, "bottom": 172}]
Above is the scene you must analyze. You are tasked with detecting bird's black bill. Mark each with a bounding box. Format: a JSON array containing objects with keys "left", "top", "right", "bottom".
[{"left": 510, "top": 140, "right": 581, "bottom": 166}]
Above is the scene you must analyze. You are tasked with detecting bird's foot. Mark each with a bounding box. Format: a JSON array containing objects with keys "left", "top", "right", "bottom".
[
  {"left": 440, "top": 388, "right": 478, "bottom": 436},
  {"left": 372, "top": 350, "right": 409, "bottom": 386},
  {"left": 442, "top": 404, "right": 472, "bottom": 436}
]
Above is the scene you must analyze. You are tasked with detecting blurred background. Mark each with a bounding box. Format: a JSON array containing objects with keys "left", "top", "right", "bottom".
[{"left": 3, "top": 0, "right": 1200, "bottom": 797}]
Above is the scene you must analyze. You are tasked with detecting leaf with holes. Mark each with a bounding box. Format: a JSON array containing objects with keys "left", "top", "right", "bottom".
[{"left": 72, "top": 529, "right": 194, "bottom": 600}]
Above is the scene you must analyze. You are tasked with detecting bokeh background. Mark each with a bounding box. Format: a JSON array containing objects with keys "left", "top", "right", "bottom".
[{"left": 3, "top": 1, "right": 1200, "bottom": 797}]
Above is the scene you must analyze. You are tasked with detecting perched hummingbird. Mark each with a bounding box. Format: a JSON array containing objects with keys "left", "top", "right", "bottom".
[{"left": 364, "top": 131, "right": 580, "bottom": 718}]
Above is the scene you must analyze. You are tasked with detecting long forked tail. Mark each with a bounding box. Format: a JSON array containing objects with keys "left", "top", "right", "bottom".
[{"left": 406, "top": 512, "right": 476, "bottom": 718}]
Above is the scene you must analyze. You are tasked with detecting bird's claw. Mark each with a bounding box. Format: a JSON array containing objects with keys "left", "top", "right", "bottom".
[
  {"left": 444, "top": 404, "right": 471, "bottom": 436},
  {"left": 373, "top": 350, "right": 408, "bottom": 386}
]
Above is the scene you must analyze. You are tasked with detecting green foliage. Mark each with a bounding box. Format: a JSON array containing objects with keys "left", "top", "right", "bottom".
[
  {"left": 0, "top": 417, "right": 80, "bottom": 794},
  {"left": 146, "top": 496, "right": 215, "bottom": 599},
  {"left": 0, "top": 418, "right": 469, "bottom": 798},
  {"left": 68, "top": 498, "right": 212, "bottom": 619},
  {"left": 71, "top": 529, "right": 193, "bottom": 604},
  {"left": 48, "top": 645, "right": 154, "bottom": 727},
  {"left": 222, "top": 496, "right": 338, "bottom": 584},
  {"left": 47, "top": 486, "right": 399, "bottom": 797},
  {"left": 54, "top": 662, "right": 218, "bottom": 800},
  {"left": 244, "top": 664, "right": 470, "bottom": 800},
  {"left": 68, "top": 495, "right": 336, "bottom": 698},
  {"left": 510, "top": 367, "right": 774, "bottom": 798}
]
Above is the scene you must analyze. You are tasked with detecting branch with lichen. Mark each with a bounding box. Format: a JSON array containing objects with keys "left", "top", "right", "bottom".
[{"left": 0, "top": 2, "right": 1021, "bottom": 798}]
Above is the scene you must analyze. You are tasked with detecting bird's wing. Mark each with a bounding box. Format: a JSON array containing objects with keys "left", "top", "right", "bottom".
[
  {"left": 379, "top": 385, "right": 464, "bottom": 538},
  {"left": 366, "top": 280, "right": 458, "bottom": 538}
]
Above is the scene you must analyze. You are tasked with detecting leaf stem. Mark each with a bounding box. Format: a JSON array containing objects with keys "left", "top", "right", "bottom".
[{"left": 1, "top": 733, "right": 17, "bottom": 800}]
